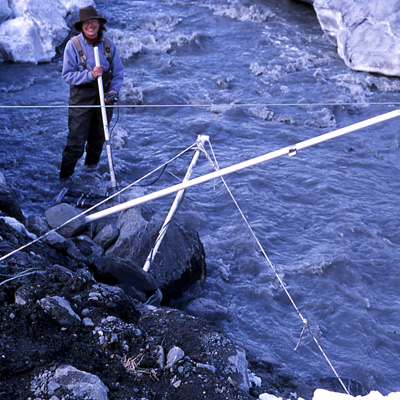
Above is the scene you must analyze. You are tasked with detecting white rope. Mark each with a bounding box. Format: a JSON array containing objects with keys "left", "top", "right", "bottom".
[
  {"left": 0, "top": 142, "right": 198, "bottom": 263},
  {"left": 1, "top": 101, "right": 400, "bottom": 109},
  {"left": 201, "top": 139, "right": 351, "bottom": 395},
  {"left": 0, "top": 268, "right": 39, "bottom": 286}
]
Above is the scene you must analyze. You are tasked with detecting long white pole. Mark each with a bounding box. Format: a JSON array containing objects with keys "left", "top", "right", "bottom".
[
  {"left": 143, "top": 135, "right": 208, "bottom": 272},
  {"left": 94, "top": 46, "right": 117, "bottom": 189},
  {"left": 85, "top": 109, "right": 400, "bottom": 223}
]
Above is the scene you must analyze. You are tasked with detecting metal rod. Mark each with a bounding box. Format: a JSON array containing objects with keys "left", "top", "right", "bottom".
[
  {"left": 143, "top": 135, "right": 208, "bottom": 272},
  {"left": 85, "top": 109, "right": 400, "bottom": 223},
  {"left": 94, "top": 46, "right": 117, "bottom": 189}
]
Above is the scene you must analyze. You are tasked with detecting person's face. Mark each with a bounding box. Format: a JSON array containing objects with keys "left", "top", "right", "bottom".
[{"left": 82, "top": 18, "right": 100, "bottom": 39}]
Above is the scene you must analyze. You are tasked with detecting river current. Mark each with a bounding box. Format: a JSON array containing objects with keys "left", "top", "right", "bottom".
[{"left": 1, "top": 0, "right": 400, "bottom": 394}]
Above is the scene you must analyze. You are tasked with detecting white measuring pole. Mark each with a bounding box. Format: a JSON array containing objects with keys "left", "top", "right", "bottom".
[
  {"left": 143, "top": 135, "right": 208, "bottom": 272},
  {"left": 85, "top": 109, "right": 400, "bottom": 223},
  {"left": 94, "top": 46, "right": 117, "bottom": 189}
]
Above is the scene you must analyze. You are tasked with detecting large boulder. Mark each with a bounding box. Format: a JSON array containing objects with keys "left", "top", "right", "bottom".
[
  {"left": 106, "top": 207, "right": 206, "bottom": 301},
  {"left": 309, "top": 0, "right": 400, "bottom": 76}
]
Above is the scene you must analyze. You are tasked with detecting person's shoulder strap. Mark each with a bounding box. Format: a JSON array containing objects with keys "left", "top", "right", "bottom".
[
  {"left": 71, "top": 35, "right": 87, "bottom": 68},
  {"left": 104, "top": 36, "right": 112, "bottom": 61}
]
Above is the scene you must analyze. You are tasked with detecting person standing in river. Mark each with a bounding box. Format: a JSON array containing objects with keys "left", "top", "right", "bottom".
[{"left": 60, "top": 5, "right": 124, "bottom": 180}]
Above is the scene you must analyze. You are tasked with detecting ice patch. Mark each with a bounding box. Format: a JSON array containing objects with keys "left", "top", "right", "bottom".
[
  {"left": 313, "top": 389, "right": 400, "bottom": 400},
  {"left": 0, "top": 0, "right": 93, "bottom": 63}
]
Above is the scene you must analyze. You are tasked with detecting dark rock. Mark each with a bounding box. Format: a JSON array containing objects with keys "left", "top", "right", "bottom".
[
  {"left": 45, "top": 203, "right": 86, "bottom": 238},
  {"left": 71, "top": 235, "right": 104, "bottom": 263},
  {"left": 185, "top": 297, "right": 236, "bottom": 323},
  {"left": 0, "top": 173, "right": 25, "bottom": 223},
  {"left": 93, "top": 223, "right": 119, "bottom": 250},
  {"left": 106, "top": 207, "right": 206, "bottom": 301},
  {"left": 91, "top": 256, "right": 159, "bottom": 302}
]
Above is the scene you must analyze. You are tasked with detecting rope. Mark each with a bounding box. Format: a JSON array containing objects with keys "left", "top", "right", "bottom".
[
  {"left": 0, "top": 142, "right": 198, "bottom": 263},
  {"left": 0, "top": 268, "right": 39, "bottom": 287},
  {"left": 1, "top": 101, "right": 400, "bottom": 109},
  {"left": 201, "top": 139, "right": 351, "bottom": 396}
]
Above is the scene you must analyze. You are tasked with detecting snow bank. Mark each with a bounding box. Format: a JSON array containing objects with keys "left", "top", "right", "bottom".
[
  {"left": 0, "top": 0, "right": 93, "bottom": 63},
  {"left": 257, "top": 390, "right": 400, "bottom": 400},
  {"left": 313, "top": 389, "right": 400, "bottom": 400}
]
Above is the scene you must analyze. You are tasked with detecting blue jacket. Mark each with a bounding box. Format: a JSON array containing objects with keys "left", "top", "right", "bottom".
[{"left": 62, "top": 32, "right": 124, "bottom": 96}]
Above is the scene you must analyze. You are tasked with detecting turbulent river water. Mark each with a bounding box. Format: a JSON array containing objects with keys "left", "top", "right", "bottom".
[{"left": 1, "top": 0, "right": 400, "bottom": 394}]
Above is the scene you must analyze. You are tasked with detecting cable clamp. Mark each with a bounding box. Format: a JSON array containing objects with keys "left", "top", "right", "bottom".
[
  {"left": 294, "top": 319, "right": 308, "bottom": 351},
  {"left": 288, "top": 147, "right": 297, "bottom": 157}
]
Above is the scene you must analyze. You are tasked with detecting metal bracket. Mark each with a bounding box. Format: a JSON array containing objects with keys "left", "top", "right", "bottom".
[{"left": 288, "top": 147, "right": 297, "bottom": 157}]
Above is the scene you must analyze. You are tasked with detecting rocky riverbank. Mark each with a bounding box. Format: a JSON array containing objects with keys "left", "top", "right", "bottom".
[{"left": 0, "top": 173, "right": 358, "bottom": 400}]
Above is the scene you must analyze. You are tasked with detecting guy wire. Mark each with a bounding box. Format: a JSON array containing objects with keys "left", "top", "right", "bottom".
[
  {"left": 1, "top": 101, "right": 400, "bottom": 109},
  {"left": 200, "top": 139, "right": 351, "bottom": 396}
]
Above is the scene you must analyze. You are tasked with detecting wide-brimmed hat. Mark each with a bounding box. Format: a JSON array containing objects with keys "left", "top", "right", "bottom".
[{"left": 74, "top": 6, "right": 107, "bottom": 31}]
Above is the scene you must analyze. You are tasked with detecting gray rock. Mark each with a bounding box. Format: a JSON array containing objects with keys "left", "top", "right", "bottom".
[
  {"left": 1, "top": 216, "right": 35, "bottom": 239},
  {"left": 15, "top": 285, "right": 36, "bottom": 305},
  {"left": 228, "top": 349, "right": 250, "bottom": 392},
  {"left": 52, "top": 365, "right": 109, "bottom": 400},
  {"left": 82, "top": 317, "right": 95, "bottom": 327},
  {"left": 43, "top": 231, "right": 70, "bottom": 252},
  {"left": 71, "top": 235, "right": 104, "bottom": 263},
  {"left": 156, "top": 345, "right": 165, "bottom": 369},
  {"left": 196, "top": 363, "right": 216, "bottom": 373},
  {"left": 66, "top": 241, "right": 89, "bottom": 263},
  {"left": 166, "top": 346, "right": 185, "bottom": 369},
  {"left": 0, "top": 180, "right": 25, "bottom": 223},
  {"left": 105, "top": 207, "right": 150, "bottom": 259},
  {"left": 45, "top": 204, "right": 86, "bottom": 238},
  {"left": 26, "top": 215, "right": 50, "bottom": 237},
  {"left": 93, "top": 223, "right": 119, "bottom": 250},
  {"left": 39, "top": 296, "right": 81, "bottom": 326}
]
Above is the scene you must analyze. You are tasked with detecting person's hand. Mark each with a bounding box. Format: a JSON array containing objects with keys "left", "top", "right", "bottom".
[{"left": 92, "top": 65, "right": 103, "bottom": 79}]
